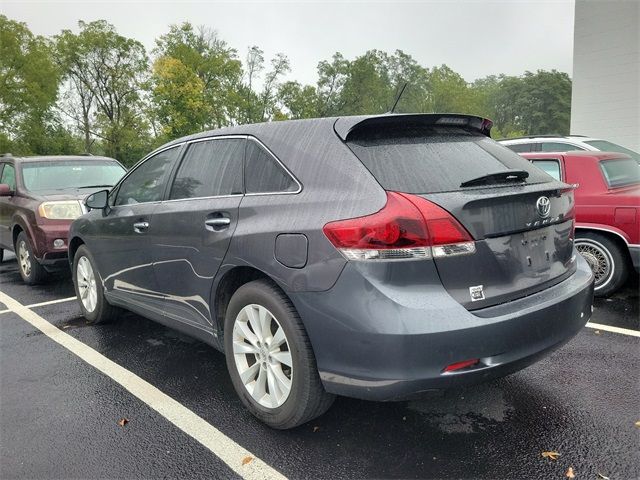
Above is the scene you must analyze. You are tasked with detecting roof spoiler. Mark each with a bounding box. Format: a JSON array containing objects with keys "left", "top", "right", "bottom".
[{"left": 334, "top": 113, "right": 493, "bottom": 141}]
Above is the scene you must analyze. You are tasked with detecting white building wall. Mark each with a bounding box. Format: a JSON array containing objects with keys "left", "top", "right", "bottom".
[{"left": 571, "top": 0, "right": 639, "bottom": 151}]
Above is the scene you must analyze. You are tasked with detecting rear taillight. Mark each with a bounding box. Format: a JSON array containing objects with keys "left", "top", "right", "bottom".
[{"left": 323, "top": 191, "right": 475, "bottom": 261}]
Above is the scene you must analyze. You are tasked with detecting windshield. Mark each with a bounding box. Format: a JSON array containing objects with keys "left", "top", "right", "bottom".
[
  {"left": 599, "top": 158, "right": 640, "bottom": 188},
  {"left": 585, "top": 140, "right": 640, "bottom": 162},
  {"left": 347, "top": 127, "right": 552, "bottom": 194},
  {"left": 21, "top": 160, "right": 126, "bottom": 192}
]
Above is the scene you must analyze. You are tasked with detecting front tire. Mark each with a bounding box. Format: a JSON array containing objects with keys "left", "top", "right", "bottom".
[
  {"left": 575, "top": 232, "right": 629, "bottom": 297},
  {"left": 224, "top": 279, "right": 335, "bottom": 429},
  {"left": 72, "top": 245, "right": 117, "bottom": 324},
  {"left": 16, "top": 232, "right": 48, "bottom": 284}
]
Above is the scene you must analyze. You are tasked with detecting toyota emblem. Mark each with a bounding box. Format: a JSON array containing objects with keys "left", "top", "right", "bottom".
[{"left": 536, "top": 196, "right": 551, "bottom": 218}]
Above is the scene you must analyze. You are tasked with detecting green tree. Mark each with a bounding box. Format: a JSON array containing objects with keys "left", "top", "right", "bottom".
[
  {"left": 151, "top": 56, "right": 208, "bottom": 139},
  {"left": 277, "top": 81, "right": 318, "bottom": 119},
  {"left": 56, "top": 20, "right": 149, "bottom": 164},
  {"left": 0, "top": 15, "right": 70, "bottom": 154},
  {"left": 154, "top": 23, "right": 243, "bottom": 129}
]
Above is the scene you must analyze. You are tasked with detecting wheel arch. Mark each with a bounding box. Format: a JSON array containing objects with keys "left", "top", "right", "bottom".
[
  {"left": 575, "top": 226, "right": 632, "bottom": 263},
  {"left": 68, "top": 236, "right": 85, "bottom": 265},
  {"left": 211, "top": 266, "right": 284, "bottom": 348}
]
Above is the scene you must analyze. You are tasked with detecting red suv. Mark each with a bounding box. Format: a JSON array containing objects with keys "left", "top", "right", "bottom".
[
  {"left": 522, "top": 151, "right": 639, "bottom": 296},
  {"left": 0, "top": 154, "right": 125, "bottom": 284}
]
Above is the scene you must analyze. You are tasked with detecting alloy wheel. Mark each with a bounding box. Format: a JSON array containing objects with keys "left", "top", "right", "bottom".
[
  {"left": 232, "top": 304, "right": 293, "bottom": 408},
  {"left": 18, "top": 240, "right": 31, "bottom": 277},
  {"left": 76, "top": 256, "right": 98, "bottom": 313}
]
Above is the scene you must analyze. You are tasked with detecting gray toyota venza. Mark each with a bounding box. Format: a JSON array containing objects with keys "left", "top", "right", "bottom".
[{"left": 70, "top": 114, "right": 594, "bottom": 429}]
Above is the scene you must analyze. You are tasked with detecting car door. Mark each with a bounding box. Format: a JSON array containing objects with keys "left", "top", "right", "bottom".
[
  {"left": 0, "top": 163, "right": 17, "bottom": 249},
  {"left": 151, "top": 137, "right": 244, "bottom": 331},
  {"left": 90, "top": 146, "right": 183, "bottom": 313}
]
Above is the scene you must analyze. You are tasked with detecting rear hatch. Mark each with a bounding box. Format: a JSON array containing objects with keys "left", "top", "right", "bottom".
[{"left": 341, "top": 116, "right": 577, "bottom": 310}]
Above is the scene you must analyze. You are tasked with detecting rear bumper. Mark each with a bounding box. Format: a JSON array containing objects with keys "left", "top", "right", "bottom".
[{"left": 291, "top": 254, "right": 594, "bottom": 401}]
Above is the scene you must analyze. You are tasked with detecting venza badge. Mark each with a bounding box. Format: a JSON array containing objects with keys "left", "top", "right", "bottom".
[{"left": 536, "top": 196, "right": 551, "bottom": 219}]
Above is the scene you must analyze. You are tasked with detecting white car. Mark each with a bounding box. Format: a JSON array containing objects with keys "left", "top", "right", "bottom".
[{"left": 499, "top": 135, "right": 639, "bottom": 162}]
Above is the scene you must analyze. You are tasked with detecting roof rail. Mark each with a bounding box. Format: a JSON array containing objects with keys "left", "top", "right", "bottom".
[{"left": 501, "top": 134, "right": 565, "bottom": 141}]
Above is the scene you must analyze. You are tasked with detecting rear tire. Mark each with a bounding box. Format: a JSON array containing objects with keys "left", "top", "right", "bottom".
[
  {"left": 575, "top": 231, "right": 628, "bottom": 297},
  {"left": 72, "top": 245, "right": 117, "bottom": 324},
  {"left": 16, "top": 232, "right": 48, "bottom": 284},
  {"left": 224, "top": 279, "right": 335, "bottom": 429}
]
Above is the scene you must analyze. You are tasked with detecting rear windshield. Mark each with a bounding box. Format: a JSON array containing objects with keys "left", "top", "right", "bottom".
[
  {"left": 347, "top": 127, "right": 553, "bottom": 194},
  {"left": 599, "top": 158, "right": 640, "bottom": 188},
  {"left": 21, "top": 160, "right": 126, "bottom": 192},
  {"left": 585, "top": 140, "right": 640, "bottom": 162}
]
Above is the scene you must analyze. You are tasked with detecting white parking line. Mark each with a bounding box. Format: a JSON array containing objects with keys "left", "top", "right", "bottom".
[
  {"left": 0, "top": 291, "right": 287, "bottom": 480},
  {"left": 0, "top": 296, "right": 77, "bottom": 315},
  {"left": 585, "top": 322, "right": 640, "bottom": 337}
]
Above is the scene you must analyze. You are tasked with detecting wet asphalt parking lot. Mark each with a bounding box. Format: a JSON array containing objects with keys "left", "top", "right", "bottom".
[{"left": 1, "top": 251, "right": 638, "bottom": 480}]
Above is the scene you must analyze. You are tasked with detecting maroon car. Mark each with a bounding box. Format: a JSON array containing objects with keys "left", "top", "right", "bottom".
[
  {"left": 0, "top": 154, "right": 125, "bottom": 284},
  {"left": 522, "top": 151, "right": 639, "bottom": 296}
]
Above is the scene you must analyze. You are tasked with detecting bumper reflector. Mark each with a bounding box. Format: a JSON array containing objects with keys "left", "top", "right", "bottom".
[{"left": 443, "top": 358, "right": 479, "bottom": 373}]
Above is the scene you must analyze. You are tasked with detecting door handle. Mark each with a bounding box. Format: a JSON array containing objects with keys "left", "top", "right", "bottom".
[
  {"left": 133, "top": 221, "right": 149, "bottom": 233},
  {"left": 204, "top": 218, "right": 231, "bottom": 228}
]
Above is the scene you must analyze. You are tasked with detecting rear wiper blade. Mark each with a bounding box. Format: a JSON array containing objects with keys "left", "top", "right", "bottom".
[{"left": 460, "top": 170, "right": 529, "bottom": 188}]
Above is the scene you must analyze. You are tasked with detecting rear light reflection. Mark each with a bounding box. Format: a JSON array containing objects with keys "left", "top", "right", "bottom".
[{"left": 323, "top": 191, "right": 475, "bottom": 261}]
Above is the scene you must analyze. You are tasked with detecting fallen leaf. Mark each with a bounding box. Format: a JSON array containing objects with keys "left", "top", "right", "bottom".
[
  {"left": 635, "top": 420, "right": 640, "bottom": 428},
  {"left": 242, "top": 456, "right": 253, "bottom": 466},
  {"left": 594, "top": 330, "right": 601, "bottom": 335},
  {"left": 541, "top": 451, "right": 560, "bottom": 460},
  {"left": 313, "top": 426, "right": 320, "bottom": 432},
  {"left": 62, "top": 325, "right": 71, "bottom": 330},
  {"left": 566, "top": 466, "right": 575, "bottom": 478},
  {"left": 597, "top": 474, "right": 610, "bottom": 480},
  {"left": 402, "top": 416, "right": 406, "bottom": 421},
  {"left": 117, "top": 418, "right": 129, "bottom": 427}
]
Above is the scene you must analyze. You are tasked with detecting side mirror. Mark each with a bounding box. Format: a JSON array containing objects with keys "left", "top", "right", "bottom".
[
  {"left": 85, "top": 189, "right": 109, "bottom": 210},
  {"left": 0, "top": 184, "right": 12, "bottom": 196}
]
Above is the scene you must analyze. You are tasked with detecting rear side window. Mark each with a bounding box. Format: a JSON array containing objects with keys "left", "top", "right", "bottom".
[
  {"left": 531, "top": 160, "right": 562, "bottom": 181},
  {"left": 170, "top": 139, "right": 243, "bottom": 200},
  {"left": 347, "top": 127, "right": 552, "bottom": 194},
  {"left": 599, "top": 158, "right": 640, "bottom": 188},
  {"left": 506, "top": 143, "right": 535, "bottom": 153},
  {"left": 245, "top": 140, "right": 298, "bottom": 194},
  {"left": 540, "top": 142, "right": 584, "bottom": 152},
  {"left": 0, "top": 164, "right": 16, "bottom": 191}
]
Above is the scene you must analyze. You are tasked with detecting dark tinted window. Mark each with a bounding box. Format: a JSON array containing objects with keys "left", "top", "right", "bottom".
[
  {"left": 506, "top": 143, "right": 535, "bottom": 153},
  {"left": 347, "top": 127, "right": 552, "bottom": 194},
  {"left": 599, "top": 158, "right": 640, "bottom": 188},
  {"left": 540, "top": 142, "right": 585, "bottom": 152},
  {"left": 245, "top": 140, "right": 297, "bottom": 193},
  {"left": 115, "top": 147, "right": 179, "bottom": 206},
  {"left": 170, "top": 139, "right": 243, "bottom": 199},
  {"left": 0, "top": 164, "right": 15, "bottom": 190},
  {"left": 531, "top": 160, "right": 562, "bottom": 181}
]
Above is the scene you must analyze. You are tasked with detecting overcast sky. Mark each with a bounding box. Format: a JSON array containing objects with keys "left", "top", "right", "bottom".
[{"left": 2, "top": 0, "right": 576, "bottom": 84}]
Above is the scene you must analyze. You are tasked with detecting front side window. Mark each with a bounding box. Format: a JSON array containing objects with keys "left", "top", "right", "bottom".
[
  {"left": 115, "top": 147, "right": 180, "bottom": 206},
  {"left": 170, "top": 139, "right": 243, "bottom": 200},
  {"left": 599, "top": 158, "right": 640, "bottom": 188},
  {"left": 531, "top": 160, "right": 562, "bottom": 181},
  {"left": 540, "top": 142, "right": 585, "bottom": 152},
  {"left": 21, "top": 161, "right": 124, "bottom": 193},
  {"left": 245, "top": 140, "right": 298, "bottom": 194},
  {"left": 0, "top": 164, "right": 16, "bottom": 191}
]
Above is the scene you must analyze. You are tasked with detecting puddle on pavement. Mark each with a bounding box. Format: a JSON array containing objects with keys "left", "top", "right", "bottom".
[{"left": 407, "top": 383, "right": 514, "bottom": 434}]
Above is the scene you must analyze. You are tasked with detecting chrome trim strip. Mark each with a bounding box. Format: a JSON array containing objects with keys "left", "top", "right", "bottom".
[{"left": 161, "top": 194, "right": 243, "bottom": 204}]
